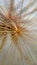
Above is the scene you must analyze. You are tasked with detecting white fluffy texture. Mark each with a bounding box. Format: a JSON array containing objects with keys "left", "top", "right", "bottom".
[{"left": 0, "top": 0, "right": 37, "bottom": 65}]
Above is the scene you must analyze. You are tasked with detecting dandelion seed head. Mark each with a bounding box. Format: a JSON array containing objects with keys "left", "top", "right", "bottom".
[{"left": 0, "top": 0, "right": 37, "bottom": 65}]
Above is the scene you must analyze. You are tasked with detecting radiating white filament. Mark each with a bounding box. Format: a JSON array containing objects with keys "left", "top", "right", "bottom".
[{"left": 0, "top": 0, "right": 37, "bottom": 65}]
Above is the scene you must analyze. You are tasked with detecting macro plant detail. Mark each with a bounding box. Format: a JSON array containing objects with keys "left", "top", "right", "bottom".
[{"left": 0, "top": 0, "right": 37, "bottom": 65}]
